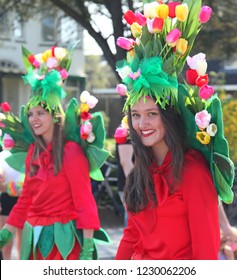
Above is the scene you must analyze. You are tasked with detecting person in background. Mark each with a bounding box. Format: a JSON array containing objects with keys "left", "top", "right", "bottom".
[
  {"left": 0, "top": 45, "right": 109, "bottom": 259},
  {"left": 218, "top": 201, "right": 237, "bottom": 259},
  {"left": 0, "top": 144, "right": 24, "bottom": 260},
  {"left": 116, "top": 141, "right": 133, "bottom": 227},
  {"left": 114, "top": 0, "right": 234, "bottom": 260}
]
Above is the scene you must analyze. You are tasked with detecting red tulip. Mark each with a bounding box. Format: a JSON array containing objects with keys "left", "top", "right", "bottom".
[
  {"left": 27, "top": 54, "right": 35, "bottom": 64},
  {"left": 186, "top": 69, "right": 198, "bottom": 85},
  {"left": 124, "top": 10, "right": 137, "bottom": 25},
  {"left": 1, "top": 102, "right": 11, "bottom": 112},
  {"left": 114, "top": 127, "right": 128, "bottom": 144},
  {"left": 153, "top": 18, "right": 164, "bottom": 33},
  {"left": 196, "top": 74, "right": 209, "bottom": 87},
  {"left": 168, "top": 2, "right": 181, "bottom": 18}
]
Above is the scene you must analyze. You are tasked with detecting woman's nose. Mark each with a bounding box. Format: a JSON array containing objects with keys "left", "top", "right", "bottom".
[{"left": 138, "top": 116, "right": 148, "bottom": 129}]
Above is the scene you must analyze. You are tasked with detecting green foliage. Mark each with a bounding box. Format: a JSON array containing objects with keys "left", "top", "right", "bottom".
[
  {"left": 222, "top": 98, "right": 237, "bottom": 165},
  {"left": 85, "top": 55, "right": 118, "bottom": 91}
]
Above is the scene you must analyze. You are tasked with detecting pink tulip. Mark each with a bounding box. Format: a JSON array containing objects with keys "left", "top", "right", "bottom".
[
  {"left": 166, "top": 28, "right": 181, "bottom": 46},
  {"left": 195, "top": 110, "right": 211, "bottom": 129},
  {"left": 116, "top": 84, "right": 127, "bottom": 96},
  {"left": 135, "top": 12, "right": 147, "bottom": 26},
  {"left": 199, "top": 6, "right": 212, "bottom": 23},
  {"left": 80, "top": 122, "right": 93, "bottom": 140},
  {"left": 198, "top": 85, "right": 214, "bottom": 100},
  {"left": 0, "top": 122, "right": 6, "bottom": 128},
  {"left": 116, "top": 37, "right": 136, "bottom": 50},
  {"left": 3, "top": 133, "right": 15, "bottom": 150},
  {"left": 59, "top": 69, "right": 68, "bottom": 80},
  {"left": 32, "top": 60, "right": 41, "bottom": 68},
  {"left": 114, "top": 127, "right": 128, "bottom": 144}
]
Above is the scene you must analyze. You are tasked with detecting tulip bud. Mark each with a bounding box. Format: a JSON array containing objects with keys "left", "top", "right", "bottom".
[
  {"left": 131, "top": 22, "right": 142, "bottom": 38},
  {"left": 1, "top": 102, "right": 11, "bottom": 112},
  {"left": 168, "top": 2, "right": 181, "bottom": 18},
  {"left": 166, "top": 28, "right": 181, "bottom": 46},
  {"left": 135, "top": 12, "right": 147, "bottom": 26},
  {"left": 175, "top": 38, "right": 188, "bottom": 55},
  {"left": 195, "top": 74, "right": 209, "bottom": 87},
  {"left": 124, "top": 10, "right": 137, "bottom": 25},
  {"left": 116, "top": 37, "right": 135, "bottom": 51},
  {"left": 116, "top": 84, "right": 128, "bottom": 96},
  {"left": 153, "top": 18, "right": 164, "bottom": 33},
  {"left": 175, "top": 4, "right": 188, "bottom": 22},
  {"left": 186, "top": 69, "right": 198, "bottom": 85},
  {"left": 114, "top": 127, "right": 128, "bottom": 144},
  {"left": 156, "top": 4, "right": 169, "bottom": 19},
  {"left": 199, "top": 6, "right": 212, "bottom": 23},
  {"left": 196, "top": 131, "right": 211, "bottom": 145},
  {"left": 198, "top": 85, "right": 214, "bottom": 100}
]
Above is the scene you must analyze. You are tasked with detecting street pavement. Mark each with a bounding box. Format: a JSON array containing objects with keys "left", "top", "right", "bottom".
[{"left": 11, "top": 208, "right": 124, "bottom": 260}]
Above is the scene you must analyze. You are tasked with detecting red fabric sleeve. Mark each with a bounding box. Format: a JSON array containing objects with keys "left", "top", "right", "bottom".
[
  {"left": 63, "top": 141, "right": 100, "bottom": 230},
  {"left": 6, "top": 145, "right": 34, "bottom": 229},
  {"left": 182, "top": 151, "right": 220, "bottom": 260},
  {"left": 115, "top": 213, "right": 139, "bottom": 260}
]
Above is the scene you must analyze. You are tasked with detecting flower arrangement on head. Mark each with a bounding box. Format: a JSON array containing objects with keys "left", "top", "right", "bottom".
[
  {"left": 0, "top": 44, "right": 109, "bottom": 182},
  {"left": 114, "top": 0, "right": 234, "bottom": 204}
]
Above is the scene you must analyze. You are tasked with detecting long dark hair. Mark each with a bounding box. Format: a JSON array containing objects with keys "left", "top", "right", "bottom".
[
  {"left": 124, "top": 102, "right": 188, "bottom": 213},
  {"left": 29, "top": 106, "right": 65, "bottom": 176}
]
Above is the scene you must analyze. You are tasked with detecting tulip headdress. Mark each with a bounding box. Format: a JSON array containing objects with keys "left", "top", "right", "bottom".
[
  {"left": 115, "top": 0, "right": 234, "bottom": 203},
  {"left": 0, "top": 45, "right": 109, "bottom": 181}
]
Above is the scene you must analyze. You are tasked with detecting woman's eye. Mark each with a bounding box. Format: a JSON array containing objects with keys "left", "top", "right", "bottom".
[
  {"left": 149, "top": 112, "right": 158, "bottom": 116},
  {"left": 132, "top": 113, "right": 139, "bottom": 118}
]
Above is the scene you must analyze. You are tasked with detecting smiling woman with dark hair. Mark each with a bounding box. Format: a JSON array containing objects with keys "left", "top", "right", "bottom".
[{"left": 113, "top": 0, "right": 234, "bottom": 260}]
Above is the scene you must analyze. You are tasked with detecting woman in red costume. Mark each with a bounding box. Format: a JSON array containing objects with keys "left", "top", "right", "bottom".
[
  {"left": 114, "top": 0, "right": 234, "bottom": 260},
  {"left": 0, "top": 45, "right": 110, "bottom": 259}
]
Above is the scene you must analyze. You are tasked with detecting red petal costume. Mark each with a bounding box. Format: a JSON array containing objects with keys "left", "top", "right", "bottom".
[{"left": 116, "top": 150, "right": 220, "bottom": 260}]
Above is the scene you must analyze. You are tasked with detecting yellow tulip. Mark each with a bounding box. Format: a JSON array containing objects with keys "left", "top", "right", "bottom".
[
  {"left": 176, "top": 4, "right": 188, "bottom": 22},
  {"left": 131, "top": 22, "right": 142, "bottom": 38},
  {"left": 176, "top": 38, "right": 188, "bottom": 55},
  {"left": 122, "top": 115, "right": 129, "bottom": 129},
  {"left": 196, "top": 131, "right": 211, "bottom": 145},
  {"left": 42, "top": 49, "right": 53, "bottom": 62},
  {"left": 80, "top": 103, "right": 90, "bottom": 113},
  {"left": 127, "top": 49, "right": 135, "bottom": 63},
  {"left": 156, "top": 4, "right": 169, "bottom": 19}
]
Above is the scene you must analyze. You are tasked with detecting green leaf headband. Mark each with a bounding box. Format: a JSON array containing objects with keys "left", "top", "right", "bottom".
[
  {"left": 117, "top": 56, "right": 178, "bottom": 110},
  {"left": 22, "top": 68, "right": 66, "bottom": 114},
  {"left": 21, "top": 44, "right": 75, "bottom": 114}
]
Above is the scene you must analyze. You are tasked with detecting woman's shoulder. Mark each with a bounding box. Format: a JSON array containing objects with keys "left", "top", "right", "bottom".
[
  {"left": 63, "top": 140, "right": 84, "bottom": 154},
  {"left": 184, "top": 149, "right": 210, "bottom": 173}
]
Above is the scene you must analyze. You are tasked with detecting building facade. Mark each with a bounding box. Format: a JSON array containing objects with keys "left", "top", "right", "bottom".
[{"left": 0, "top": 10, "right": 85, "bottom": 115}]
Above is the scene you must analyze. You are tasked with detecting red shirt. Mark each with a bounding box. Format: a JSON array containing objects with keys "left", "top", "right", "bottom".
[
  {"left": 116, "top": 149, "right": 220, "bottom": 260},
  {"left": 7, "top": 141, "right": 100, "bottom": 230}
]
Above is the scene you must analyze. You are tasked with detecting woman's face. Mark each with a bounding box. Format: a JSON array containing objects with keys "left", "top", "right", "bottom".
[
  {"left": 28, "top": 105, "right": 54, "bottom": 144},
  {"left": 131, "top": 97, "right": 167, "bottom": 151}
]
